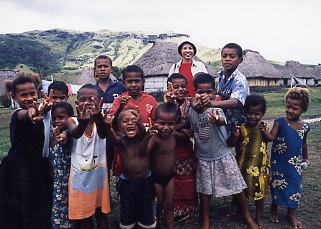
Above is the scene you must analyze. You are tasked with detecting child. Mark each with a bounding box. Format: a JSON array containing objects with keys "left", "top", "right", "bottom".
[
  {"left": 209, "top": 43, "right": 250, "bottom": 134},
  {"left": 189, "top": 73, "right": 257, "bottom": 229},
  {"left": 110, "top": 65, "right": 158, "bottom": 175},
  {"left": 148, "top": 103, "right": 177, "bottom": 229},
  {"left": 227, "top": 94, "right": 271, "bottom": 228},
  {"left": 94, "top": 55, "right": 126, "bottom": 114},
  {"left": 67, "top": 84, "right": 110, "bottom": 229},
  {"left": 42, "top": 81, "right": 69, "bottom": 158},
  {"left": 104, "top": 108, "right": 157, "bottom": 229},
  {"left": 49, "top": 102, "right": 74, "bottom": 228},
  {"left": 268, "top": 87, "right": 310, "bottom": 229},
  {"left": 0, "top": 76, "right": 52, "bottom": 228},
  {"left": 165, "top": 73, "right": 197, "bottom": 223}
]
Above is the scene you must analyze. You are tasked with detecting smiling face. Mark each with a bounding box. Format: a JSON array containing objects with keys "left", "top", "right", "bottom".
[
  {"left": 155, "top": 111, "right": 176, "bottom": 139},
  {"left": 124, "top": 72, "right": 144, "bottom": 98},
  {"left": 180, "top": 44, "right": 195, "bottom": 62},
  {"left": 245, "top": 105, "right": 264, "bottom": 127},
  {"left": 171, "top": 78, "right": 188, "bottom": 101},
  {"left": 95, "top": 59, "right": 112, "bottom": 81},
  {"left": 52, "top": 107, "right": 69, "bottom": 132},
  {"left": 119, "top": 110, "right": 140, "bottom": 138},
  {"left": 50, "top": 89, "right": 68, "bottom": 104},
  {"left": 12, "top": 82, "right": 38, "bottom": 109},
  {"left": 221, "top": 48, "right": 243, "bottom": 72},
  {"left": 285, "top": 98, "right": 304, "bottom": 121}
]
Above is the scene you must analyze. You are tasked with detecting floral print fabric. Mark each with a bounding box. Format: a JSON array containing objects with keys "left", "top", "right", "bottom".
[
  {"left": 270, "top": 117, "right": 310, "bottom": 208},
  {"left": 49, "top": 143, "right": 73, "bottom": 228},
  {"left": 196, "top": 154, "right": 247, "bottom": 197},
  {"left": 237, "top": 125, "right": 270, "bottom": 200}
]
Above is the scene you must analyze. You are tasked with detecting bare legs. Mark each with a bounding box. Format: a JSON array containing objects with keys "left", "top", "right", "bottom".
[
  {"left": 234, "top": 193, "right": 258, "bottom": 229},
  {"left": 155, "top": 178, "right": 175, "bottom": 229},
  {"left": 199, "top": 194, "right": 211, "bottom": 229},
  {"left": 77, "top": 208, "right": 108, "bottom": 229}
]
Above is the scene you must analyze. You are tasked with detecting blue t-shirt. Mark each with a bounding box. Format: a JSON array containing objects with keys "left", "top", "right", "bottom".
[{"left": 95, "top": 79, "right": 126, "bottom": 114}]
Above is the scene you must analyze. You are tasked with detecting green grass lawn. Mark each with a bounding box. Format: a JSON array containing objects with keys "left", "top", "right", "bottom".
[{"left": 0, "top": 87, "right": 321, "bottom": 228}]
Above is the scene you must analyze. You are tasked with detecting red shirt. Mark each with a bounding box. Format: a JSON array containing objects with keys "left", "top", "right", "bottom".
[
  {"left": 179, "top": 62, "right": 195, "bottom": 97},
  {"left": 110, "top": 91, "right": 158, "bottom": 127}
]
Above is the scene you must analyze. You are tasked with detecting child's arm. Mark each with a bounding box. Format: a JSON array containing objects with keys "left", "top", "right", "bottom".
[
  {"left": 258, "top": 121, "right": 274, "bottom": 141},
  {"left": 103, "top": 114, "right": 122, "bottom": 145},
  {"left": 227, "top": 126, "right": 241, "bottom": 147},
  {"left": 17, "top": 101, "right": 44, "bottom": 123},
  {"left": 302, "top": 132, "right": 310, "bottom": 169},
  {"left": 163, "top": 82, "right": 176, "bottom": 103},
  {"left": 264, "top": 120, "right": 280, "bottom": 142},
  {"left": 140, "top": 119, "right": 158, "bottom": 156},
  {"left": 67, "top": 105, "right": 90, "bottom": 139},
  {"left": 91, "top": 98, "right": 107, "bottom": 139}
]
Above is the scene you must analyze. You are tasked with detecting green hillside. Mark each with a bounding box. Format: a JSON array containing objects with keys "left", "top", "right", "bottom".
[{"left": 0, "top": 29, "right": 222, "bottom": 82}]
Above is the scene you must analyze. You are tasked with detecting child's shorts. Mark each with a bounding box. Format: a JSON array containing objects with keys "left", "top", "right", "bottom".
[
  {"left": 118, "top": 173, "right": 156, "bottom": 229},
  {"left": 196, "top": 154, "right": 247, "bottom": 197}
]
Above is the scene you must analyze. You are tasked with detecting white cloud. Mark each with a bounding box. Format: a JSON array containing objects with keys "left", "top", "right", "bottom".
[{"left": 0, "top": 0, "right": 320, "bottom": 64}]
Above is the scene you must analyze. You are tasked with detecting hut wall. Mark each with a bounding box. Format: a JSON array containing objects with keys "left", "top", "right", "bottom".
[
  {"left": 248, "top": 78, "right": 280, "bottom": 87},
  {"left": 144, "top": 76, "right": 167, "bottom": 93},
  {"left": 307, "top": 78, "right": 315, "bottom": 86}
]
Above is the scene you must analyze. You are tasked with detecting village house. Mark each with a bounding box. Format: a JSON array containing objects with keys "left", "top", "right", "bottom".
[
  {"left": 237, "top": 50, "right": 283, "bottom": 91},
  {"left": 279, "top": 61, "right": 315, "bottom": 86}
]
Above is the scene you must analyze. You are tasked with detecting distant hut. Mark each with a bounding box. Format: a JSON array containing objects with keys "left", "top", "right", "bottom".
[
  {"left": 311, "top": 64, "right": 321, "bottom": 85},
  {"left": 0, "top": 70, "right": 17, "bottom": 94},
  {"left": 280, "top": 61, "right": 315, "bottom": 86},
  {"left": 73, "top": 66, "right": 117, "bottom": 85},
  {"left": 238, "top": 50, "right": 283, "bottom": 91},
  {"left": 134, "top": 41, "right": 216, "bottom": 93}
]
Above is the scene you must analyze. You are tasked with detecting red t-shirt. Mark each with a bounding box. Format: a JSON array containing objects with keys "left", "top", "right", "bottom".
[
  {"left": 110, "top": 91, "right": 158, "bottom": 127},
  {"left": 179, "top": 62, "right": 195, "bottom": 97}
]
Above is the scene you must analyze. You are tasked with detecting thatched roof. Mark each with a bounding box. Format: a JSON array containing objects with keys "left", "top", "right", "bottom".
[
  {"left": 134, "top": 41, "right": 217, "bottom": 77},
  {"left": 311, "top": 64, "right": 321, "bottom": 80},
  {"left": 279, "top": 61, "right": 314, "bottom": 79},
  {"left": 238, "top": 50, "right": 283, "bottom": 79},
  {"left": 0, "top": 70, "right": 17, "bottom": 94},
  {"left": 73, "top": 67, "right": 117, "bottom": 85}
]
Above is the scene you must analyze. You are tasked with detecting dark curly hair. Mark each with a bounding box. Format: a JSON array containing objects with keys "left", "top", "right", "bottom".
[
  {"left": 285, "top": 87, "right": 310, "bottom": 111},
  {"left": 244, "top": 94, "right": 267, "bottom": 114}
]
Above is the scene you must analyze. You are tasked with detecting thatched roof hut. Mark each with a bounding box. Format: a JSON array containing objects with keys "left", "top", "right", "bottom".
[
  {"left": 0, "top": 70, "right": 17, "bottom": 94},
  {"left": 238, "top": 50, "right": 283, "bottom": 89},
  {"left": 311, "top": 64, "right": 321, "bottom": 84},
  {"left": 279, "top": 61, "right": 315, "bottom": 85},
  {"left": 73, "top": 66, "right": 117, "bottom": 85},
  {"left": 134, "top": 41, "right": 216, "bottom": 92}
]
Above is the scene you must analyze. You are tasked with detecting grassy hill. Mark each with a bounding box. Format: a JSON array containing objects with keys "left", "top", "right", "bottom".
[{"left": 0, "top": 29, "right": 222, "bottom": 82}]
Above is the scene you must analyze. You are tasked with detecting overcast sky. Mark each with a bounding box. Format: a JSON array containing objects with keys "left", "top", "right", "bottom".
[{"left": 1, "top": 0, "right": 320, "bottom": 64}]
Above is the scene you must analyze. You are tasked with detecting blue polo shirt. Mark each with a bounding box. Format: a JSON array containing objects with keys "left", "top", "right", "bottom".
[{"left": 95, "top": 79, "right": 126, "bottom": 114}]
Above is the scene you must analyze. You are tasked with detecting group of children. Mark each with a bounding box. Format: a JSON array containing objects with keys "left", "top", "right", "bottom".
[{"left": 0, "top": 43, "right": 311, "bottom": 229}]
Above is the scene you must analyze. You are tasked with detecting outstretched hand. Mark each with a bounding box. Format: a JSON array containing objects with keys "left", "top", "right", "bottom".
[
  {"left": 76, "top": 104, "right": 91, "bottom": 121},
  {"left": 120, "top": 95, "right": 131, "bottom": 106},
  {"left": 258, "top": 121, "right": 267, "bottom": 132},
  {"left": 39, "top": 89, "right": 54, "bottom": 112},
  {"left": 207, "top": 109, "right": 220, "bottom": 123},
  {"left": 232, "top": 126, "right": 241, "bottom": 137},
  {"left": 164, "top": 82, "right": 176, "bottom": 103},
  {"left": 147, "top": 117, "right": 158, "bottom": 135},
  {"left": 28, "top": 101, "right": 45, "bottom": 123},
  {"left": 191, "top": 94, "right": 202, "bottom": 110},
  {"left": 53, "top": 126, "right": 68, "bottom": 145}
]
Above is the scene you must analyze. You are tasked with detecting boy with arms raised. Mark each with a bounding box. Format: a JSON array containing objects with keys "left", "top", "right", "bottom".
[
  {"left": 110, "top": 65, "right": 157, "bottom": 175},
  {"left": 67, "top": 84, "right": 110, "bottom": 229},
  {"left": 104, "top": 108, "right": 157, "bottom": 229}
]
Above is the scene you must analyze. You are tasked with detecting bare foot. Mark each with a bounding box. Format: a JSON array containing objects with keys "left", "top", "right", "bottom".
[
  {"left": 269, "top": 205, "right": 279, "bottom": 224},
  {"left": 255, "top": 216, "right": 266, "bottom": 229},
  {"left": 286, "top": 214, "right": 302, "bottom": 229}
]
